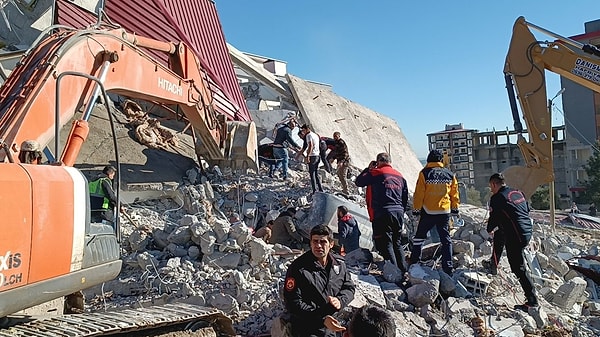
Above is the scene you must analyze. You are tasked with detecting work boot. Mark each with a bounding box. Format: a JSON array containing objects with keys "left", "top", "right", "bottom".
[
  {"left": 514, "top": 301, "right": 538, "bottom": 312},
  {"left": 482, "top": 259, "right": 498, "bottom": 275}
]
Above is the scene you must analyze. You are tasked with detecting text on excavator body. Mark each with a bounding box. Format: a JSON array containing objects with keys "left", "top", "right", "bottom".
[
  {"left": 0, "top": 251, "right": 23, "bottom": 287},
  {"left": 158, "top": 77, "right": 183, "bottom": 96},
  {"left": 572, "top": 58, "right": 600, "bottom": 84}
]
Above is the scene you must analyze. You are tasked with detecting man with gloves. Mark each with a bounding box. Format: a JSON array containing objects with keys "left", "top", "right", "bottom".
[{"left": 410, "top": 149, "right": 460, "bottom": 276}]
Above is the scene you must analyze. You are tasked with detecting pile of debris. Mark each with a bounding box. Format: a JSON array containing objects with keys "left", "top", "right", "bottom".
[{"left": 84, "top": 163, "right": 600, "bottom": 336}]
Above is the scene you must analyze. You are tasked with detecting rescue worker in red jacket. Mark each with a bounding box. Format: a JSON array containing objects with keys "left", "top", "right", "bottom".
[{"left": 354, "top": 152, "right": 409, "bottom": 272}]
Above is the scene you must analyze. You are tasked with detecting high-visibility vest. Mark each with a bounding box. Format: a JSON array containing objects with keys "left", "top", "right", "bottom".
[{"left": 88, "top": 177, "right": 111, "bottom": 209}]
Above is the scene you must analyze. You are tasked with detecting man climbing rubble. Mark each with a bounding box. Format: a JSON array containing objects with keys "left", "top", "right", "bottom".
[
  {"left": 272, "top": 119, "right": 301, "bottom": 180},
  {"left": 485, "top": 172, "right": 539, "bottom": 312},
  {"left": 355, "top": 152, "right": 409, "bottom": 272},
  {"left": 329, "top": 132, "right": 350, "bottom": 195}
]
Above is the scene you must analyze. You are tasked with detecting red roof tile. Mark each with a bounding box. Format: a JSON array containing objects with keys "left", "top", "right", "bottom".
[{"left": 55, "top": 0, "right": 249, "bottom": 121}]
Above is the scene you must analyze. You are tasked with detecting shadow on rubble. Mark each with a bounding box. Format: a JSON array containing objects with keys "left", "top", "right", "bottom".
[{"left": 76, "top": 148, "right": 196, "bottom": 185}]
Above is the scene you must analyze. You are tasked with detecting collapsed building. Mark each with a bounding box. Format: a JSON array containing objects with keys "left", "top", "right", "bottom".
[{"left": 1, "top": 1, "right": 600, "bottom": 337}]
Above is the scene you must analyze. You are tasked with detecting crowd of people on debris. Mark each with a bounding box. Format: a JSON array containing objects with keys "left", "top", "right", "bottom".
[
  {"left": 250, "top": 118, "right": 545, "bottom": 336},
  {"left": 14, "top": 118, "right": 562, "bottom": 336}
]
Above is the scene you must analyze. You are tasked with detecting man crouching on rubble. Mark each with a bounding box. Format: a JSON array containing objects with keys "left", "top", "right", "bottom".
[{"left": 283, "top": 224, "right": 355, "bottom": 337}]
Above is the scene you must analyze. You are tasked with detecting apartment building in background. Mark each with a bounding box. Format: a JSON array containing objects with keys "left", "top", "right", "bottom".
[
  {"left": 427, "top": 123, "right": 476, "bottom": 186},
  {"left": 471, "top": 127, "right": 567, "bottom": 201},
  {"left": 428, "top": 124, "right": 568, "bottom": 201}
]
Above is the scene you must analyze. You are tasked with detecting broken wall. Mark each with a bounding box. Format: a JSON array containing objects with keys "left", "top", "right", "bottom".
[{"left": 287, "top": 74, "right": 423, "bottom": 192}]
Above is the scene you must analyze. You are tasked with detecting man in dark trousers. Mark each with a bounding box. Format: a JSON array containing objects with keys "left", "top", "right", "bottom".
[
  {"left": 354, "top": 152, "right": 409, "bottom": 272},
  {"left": 284, "top": 224, "right": 355, "bottom": 337},
  {"left": 410, "top": 149, "right": 459, "bottom": 276},
  {"left": 88, "top": 165, "right": 118, "bottom": 225},
  {"left": 297, "top": 130, "right": 334, "bottom": 174},
  {"left": 272, "top": 120, "right": 301, "bottom": 180},
  {"left": 258, "top": 143, "right": 277, "bottom": 177},
  {"left": 486, "top": 172, "right": 538, "bottom": 311},
  {"left": 300, "top": 124, "right": 324, "bottom": 193}
]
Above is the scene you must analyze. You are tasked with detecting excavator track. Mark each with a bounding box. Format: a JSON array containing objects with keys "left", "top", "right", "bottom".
[{"left": 0, "top": 303, "right": 235, "bottom": 337}]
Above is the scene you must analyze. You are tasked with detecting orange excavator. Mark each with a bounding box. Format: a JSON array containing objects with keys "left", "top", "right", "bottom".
[
  {"left": 503, "top": 16, "right": 600, "bottom": 198},
  {"left": 0, "top": 22, "right": 254, "bottom": 333}
]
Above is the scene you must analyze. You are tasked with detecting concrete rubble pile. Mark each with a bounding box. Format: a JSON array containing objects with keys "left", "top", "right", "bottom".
[{"left": 84, "top": 163, "right": 600, "bottom": 336}]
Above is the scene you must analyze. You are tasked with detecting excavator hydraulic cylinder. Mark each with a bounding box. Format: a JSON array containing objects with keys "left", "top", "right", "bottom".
[{"left": 61, "top": 120, "right": 89, "bottom": 166}]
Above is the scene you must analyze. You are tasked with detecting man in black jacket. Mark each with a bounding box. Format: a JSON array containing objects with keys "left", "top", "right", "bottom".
[
  {"left": 486, "top": 173, "right": 538, "bottom": 311},
  {"left": 284, "top": 225, "right": 355, "bottom": 337},
  {"left": 272, "top": 120, "right": 301, "bottom": 179},
  {"left": 354, "top": 153, "right": 408, "bottom": 272}
]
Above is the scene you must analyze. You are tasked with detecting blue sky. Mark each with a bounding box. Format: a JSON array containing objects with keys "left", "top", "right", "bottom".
[{"left": 215, "top": 1, "right": 599, "bottom": 158}]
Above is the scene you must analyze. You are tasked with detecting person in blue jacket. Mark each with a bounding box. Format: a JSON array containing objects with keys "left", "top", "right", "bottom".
[{"left": 337, "top": 206, "right": 361, "bottom": 253}]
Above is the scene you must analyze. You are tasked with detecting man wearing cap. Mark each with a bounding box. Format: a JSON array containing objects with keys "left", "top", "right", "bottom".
[
  {"left": 88, "top": 165, "right": 118, "bottom": 225},
  {"left": 270, "top": 207, "right": 304, "bottom": 249},
  {"left": 272, "top": 120, "right": 301, "bottom": 180},
  {"left": 410, "top": 149, "right": 459, "bottom": 276},
  {"left": 18, "top": 140, "right": 43, "bottom": 164},
  {"left": 486, "top": 172, "right": 538, "bottom": 311}
]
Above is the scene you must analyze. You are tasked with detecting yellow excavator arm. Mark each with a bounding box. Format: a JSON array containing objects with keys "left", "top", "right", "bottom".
[{"left": 503, "top": 16, "right": 600, "bottom": 198}]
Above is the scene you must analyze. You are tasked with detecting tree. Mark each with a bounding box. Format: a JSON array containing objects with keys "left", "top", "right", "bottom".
[
  {"left": 530, "top": 186, "right": 550, "bottom": 210},
  {"left": 466, "top": 186, "right": 483, "bottom": 206},
  {"left": 583, "top": 142, "right": 600, "bottom": 205}
]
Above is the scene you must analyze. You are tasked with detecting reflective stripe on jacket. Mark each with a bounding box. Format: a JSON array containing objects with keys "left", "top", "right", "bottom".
[{"left": 413, "top": 162, "right": 459, "bottom": 215}]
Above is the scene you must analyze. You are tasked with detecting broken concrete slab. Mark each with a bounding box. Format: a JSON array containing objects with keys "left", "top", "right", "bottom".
[
  {"left": 286, "top": 74, "right": 422, "bottom": 192},
  {"left": 300, "top": 191, "right": 373, "bottom": 250}
]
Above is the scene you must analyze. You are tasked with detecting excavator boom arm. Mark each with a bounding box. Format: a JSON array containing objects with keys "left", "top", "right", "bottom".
[
  {"left": 503, "top": 16, "right": 600, "bottom": 198},
  {"left": 0, "top": 28, "right": 256, "bottom": 168}
]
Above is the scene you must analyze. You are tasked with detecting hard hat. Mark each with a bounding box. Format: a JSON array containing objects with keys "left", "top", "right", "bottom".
[{"left": 20, "top": 140, "right": 40, "bottom": 152}]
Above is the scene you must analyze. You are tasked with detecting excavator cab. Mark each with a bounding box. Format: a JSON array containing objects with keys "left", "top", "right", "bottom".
[{"left": 0, "top": 23, "right": 257, "bottom": 318}]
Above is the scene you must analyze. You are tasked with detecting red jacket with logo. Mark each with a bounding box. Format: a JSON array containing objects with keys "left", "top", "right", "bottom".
[{"left": 355, "top": 163, "right": 408, "bottom": 221}]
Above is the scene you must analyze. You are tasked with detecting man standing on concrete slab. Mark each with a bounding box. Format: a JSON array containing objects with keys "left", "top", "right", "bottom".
[
  {"left": 486, "top": 172, "right": 538, "bottom": 311},
  {"left": 273, "top": 120, "right": 301, "bottom": 180},
  {"left": 329, "top": 132, "right": 350, "bottom": 194},
  {"left": 284, "top": 224, "right": 355, "bottom": 337},
  {"left": 410, "top": 149, "right": 459, "bottom": 276},
  {"left": 301, "top": 124, "right": 324, "bottom": 194},
  {"left": 354, "top": 152, "right": 409, "bottom": 272}
]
